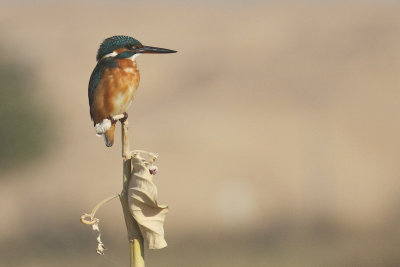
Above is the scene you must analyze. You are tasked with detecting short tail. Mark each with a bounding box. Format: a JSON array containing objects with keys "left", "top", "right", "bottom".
[{"left": 103, "top": 124, "right": 115, "bottom": 147}]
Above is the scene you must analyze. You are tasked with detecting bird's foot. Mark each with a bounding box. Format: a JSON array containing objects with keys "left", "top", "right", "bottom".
[
  {"left": 119, "top": 112, "right": 128, "bottom": 123},
  {"left": 107, "top": 115, "right": 117, "bottom": 125}
]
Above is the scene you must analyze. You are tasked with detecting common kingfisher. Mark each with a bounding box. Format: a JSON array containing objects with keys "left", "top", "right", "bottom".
[{"left": 88, "top": 35, "right": 176, "bottom": 147}]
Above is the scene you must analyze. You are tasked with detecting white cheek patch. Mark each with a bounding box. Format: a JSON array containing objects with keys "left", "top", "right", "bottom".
[
  {"left": 101, "top": 52, "right": 140, "bottom": 61},
  {"left": 95, "top": 119, "right": 112, "bottom": 136},
  {"left": 101, "top": 51, "right": 117, "bottom": 60}
]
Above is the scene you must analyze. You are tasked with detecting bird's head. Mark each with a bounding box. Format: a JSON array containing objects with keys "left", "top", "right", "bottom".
[{"left": 96, "top": 35, "right": 176, "bottom": 61}]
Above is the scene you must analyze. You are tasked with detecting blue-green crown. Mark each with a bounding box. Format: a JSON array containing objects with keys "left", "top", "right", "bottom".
[{"left": 96, "top": 35, "right": 142, "bottom": 61}]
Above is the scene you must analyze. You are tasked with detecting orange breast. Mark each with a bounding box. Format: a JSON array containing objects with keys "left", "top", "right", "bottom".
[{"left": 90, "top": 59, "right": 140, "bottom": 124}]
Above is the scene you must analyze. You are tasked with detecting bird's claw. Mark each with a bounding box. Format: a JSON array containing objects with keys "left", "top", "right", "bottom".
[{"left": 119, "top": 112, "right": 128, "bottom": 123}]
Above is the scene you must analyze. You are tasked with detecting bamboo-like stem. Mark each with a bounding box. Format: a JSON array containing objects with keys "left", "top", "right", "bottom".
[
  {"left": 130, "top": 237, "right": 145, "bottom": 267},
  {"left": 119, "top": 117, "right": 145, "bottom": 267}
]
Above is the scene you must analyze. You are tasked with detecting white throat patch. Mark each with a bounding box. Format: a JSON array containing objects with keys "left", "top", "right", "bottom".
[{"left": 130, "top": 53, "right": 141, "bottom": 61}]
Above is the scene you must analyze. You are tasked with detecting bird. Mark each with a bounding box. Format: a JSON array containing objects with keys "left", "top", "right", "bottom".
[{"left": 88, "top": 35, "right": 176, "bottom": 147}]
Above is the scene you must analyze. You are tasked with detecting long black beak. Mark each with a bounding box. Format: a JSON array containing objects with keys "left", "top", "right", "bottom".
[{"left": 135, "top": 45, "right": 177, "bottom": 54}]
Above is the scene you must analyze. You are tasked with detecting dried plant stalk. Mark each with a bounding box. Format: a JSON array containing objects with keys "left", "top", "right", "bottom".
[
  {"left": 120, "top": 118, "right": 145, "bottom": 267},
  {"left": 81, "top": 114, "right": 153, "bottom": 267}
]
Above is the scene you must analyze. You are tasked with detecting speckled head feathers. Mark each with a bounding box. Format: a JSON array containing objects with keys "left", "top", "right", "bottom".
[{"left": 96, "top": 35, "right": 142, "bottom": 61}]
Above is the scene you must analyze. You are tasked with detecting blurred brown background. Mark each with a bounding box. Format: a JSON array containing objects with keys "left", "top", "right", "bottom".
[{"left": 1, "top": 1, "right": 400, "bottom": 266}]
